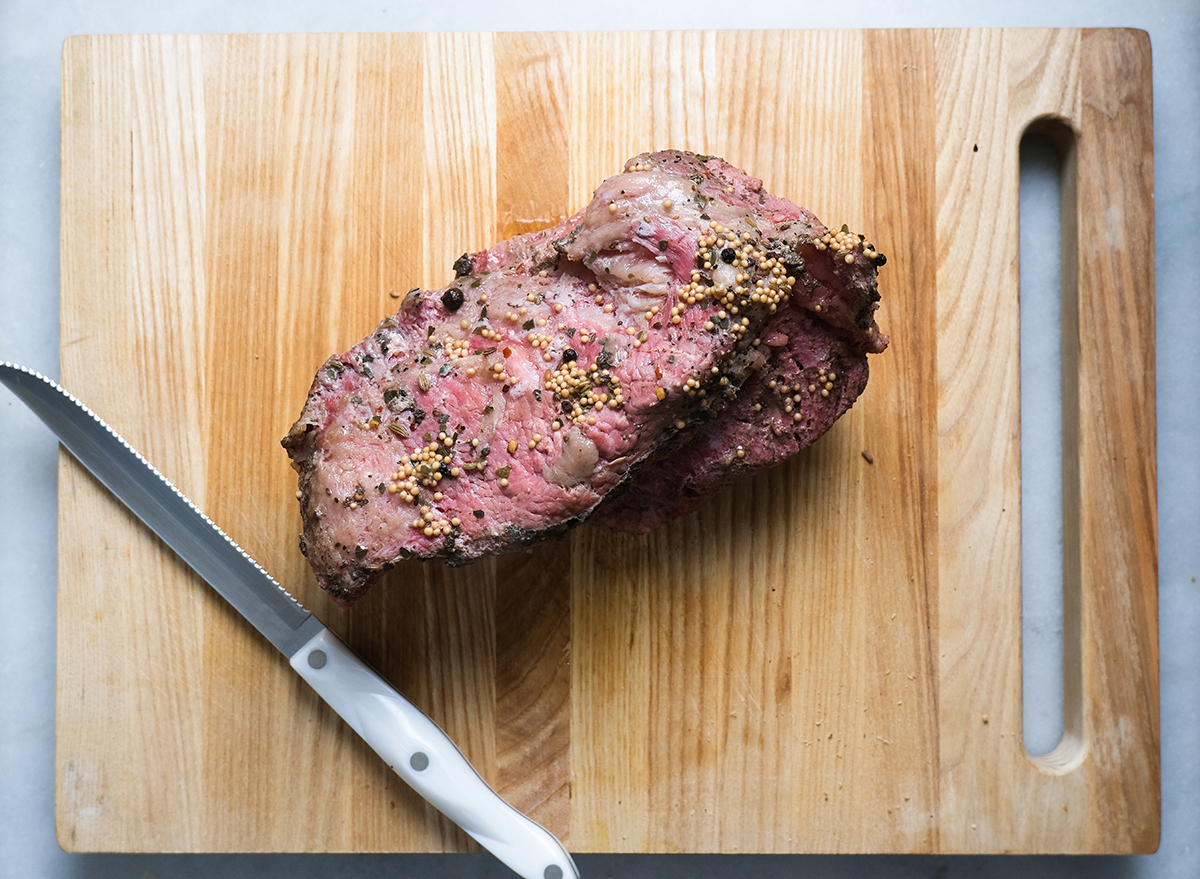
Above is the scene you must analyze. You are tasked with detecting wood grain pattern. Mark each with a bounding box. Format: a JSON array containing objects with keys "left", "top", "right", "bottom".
[{"left": 57, "top": 29, "right": 1157, "bottom": 854}]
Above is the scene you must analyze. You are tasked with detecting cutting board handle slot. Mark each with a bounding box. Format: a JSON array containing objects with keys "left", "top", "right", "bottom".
[{"left": 1018, "top": 115, "right": 1085, "bottom": 774}]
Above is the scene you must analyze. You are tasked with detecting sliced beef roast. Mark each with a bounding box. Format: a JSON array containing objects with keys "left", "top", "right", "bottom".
[{"left": 283, "top": 150, "right": 887, "bottom": 604}]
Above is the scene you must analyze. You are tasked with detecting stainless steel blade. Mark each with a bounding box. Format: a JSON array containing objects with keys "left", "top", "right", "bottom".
[{"left": 0, "top": 361, "right": 322, "bottom": 656}]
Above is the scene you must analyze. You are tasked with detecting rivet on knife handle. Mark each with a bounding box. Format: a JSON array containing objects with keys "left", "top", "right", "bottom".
[{"left": 0, "top": 361, "right": 578, "bottom": 879}]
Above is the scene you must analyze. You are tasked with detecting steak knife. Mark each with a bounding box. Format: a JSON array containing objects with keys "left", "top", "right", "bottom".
[{"left": 0, "top": 361, "right": 577, "bottom": 879}]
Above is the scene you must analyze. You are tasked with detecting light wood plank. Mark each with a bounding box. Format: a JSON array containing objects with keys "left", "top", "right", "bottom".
[
  {"left": 935, "top": 27, "right": 1082, "bottom": 852},
  {"left": 199, "top": 32, "right": 370, "bottom": 852},
  {"left": 494, "top": 546, "right": 573, "bottom": 842},
  {"left": 1073, "top": 27, "right": 1159, "bottom": 851},
  {"left": 569, "top": 527, "right": 653, "bottom": 851},
  {"left": 564, "top": 30, "right": 656, "bottom": 853},
  {"left": 492, "top": 31, "right": 574, "bottom": 841},
  {"left": 59, "top": 33, "right": 211, "bottom": 852}
]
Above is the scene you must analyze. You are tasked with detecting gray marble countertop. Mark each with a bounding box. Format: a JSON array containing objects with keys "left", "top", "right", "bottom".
[{"left": 2, "top": 1, "right": 1196, "bottom": 877}]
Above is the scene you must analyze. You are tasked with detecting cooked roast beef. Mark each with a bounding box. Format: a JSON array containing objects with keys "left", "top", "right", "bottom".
[
  {"left": 283, "top": 150, "right": 887, "bottom": 604},
  {"left": 589, "top": 222, "right": 886, "bottom": 532}
]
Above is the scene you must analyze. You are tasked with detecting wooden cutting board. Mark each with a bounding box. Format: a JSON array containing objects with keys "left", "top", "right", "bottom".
[{"left": 56, "top": 28, "right": 1158, "bottom": 854}]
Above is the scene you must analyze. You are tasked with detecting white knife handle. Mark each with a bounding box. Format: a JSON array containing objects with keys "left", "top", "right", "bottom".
[{"left": 290, "top": 626, "right": 578, "bottom": 879}]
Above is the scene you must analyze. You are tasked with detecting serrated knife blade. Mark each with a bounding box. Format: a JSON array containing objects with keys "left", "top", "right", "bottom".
[{"left": 1, "top": 361, "right": 577, "bottom": 879}]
